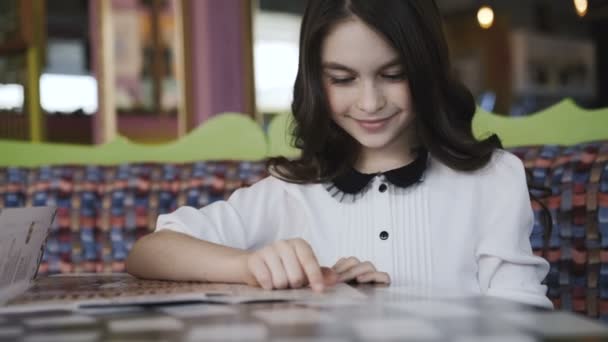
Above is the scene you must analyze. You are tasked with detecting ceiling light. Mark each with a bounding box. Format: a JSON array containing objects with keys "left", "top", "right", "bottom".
[
  {"left": 477, "top": 6, "right": 494, "bottom": 29},
  {"left": 574, "top": 0, "right": 588, "bottom": 17}
]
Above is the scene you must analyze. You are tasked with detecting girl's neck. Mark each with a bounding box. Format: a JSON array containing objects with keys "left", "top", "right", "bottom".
[
  {"left": 354, "top": 127, "right": 418, "bottom": 174},
  {"left": 355, "top": 147, "right": 415, "bottom": 174}
]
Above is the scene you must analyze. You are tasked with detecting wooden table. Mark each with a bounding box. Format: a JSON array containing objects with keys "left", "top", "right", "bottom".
[{"left": 0, "top": 274, "right": 607, "bottom": 341}]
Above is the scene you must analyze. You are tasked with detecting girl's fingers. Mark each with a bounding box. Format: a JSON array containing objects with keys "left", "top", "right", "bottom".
[
  {"left": 291, "top": 239, "right": 324, "bottom": 292},
  {"left": 337, "top": 261, "right": 376, "bottom": 282},
  {"left": 331, "top": 257, "right": 346, "bottom": 271},
  {"left": 333, "top": 257, "right": 360, "bottom": 274},
  {"left": 275, "top": 240, "right": 306, "bottom": 288},
  {"left": 261, "top": 247, "right": 289, "bottom": 289},
  {"left": 321, "top": 266, "right": 339, "bottom": 287},
  {"left": 356, "top": 272, "right": 391, "bottom": 284},
  {"left": 248, "top": 254, "right": 273, "bottom": 290}
]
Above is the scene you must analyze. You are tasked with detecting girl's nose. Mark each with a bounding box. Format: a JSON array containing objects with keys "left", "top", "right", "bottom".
[{"left": 356, "top": 82, "right": 386, "bottom": 114}]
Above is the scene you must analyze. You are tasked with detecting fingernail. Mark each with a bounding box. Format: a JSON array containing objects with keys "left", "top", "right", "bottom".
[{"left": 312, "top": 283, "right": 324, "bottom": 292}]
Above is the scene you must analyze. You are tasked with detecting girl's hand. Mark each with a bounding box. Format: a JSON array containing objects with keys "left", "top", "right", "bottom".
[
  {"left": 242, "top": 238, "right": 338, "bottom": 292},
  {"left": 332, "top": 257, "right": 391, "bottom": 284}
]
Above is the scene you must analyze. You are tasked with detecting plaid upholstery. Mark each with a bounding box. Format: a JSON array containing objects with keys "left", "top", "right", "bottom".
[
  {"left": 1, "top": 142, "right": 607, "bottom": 319},
  {"left": 507, "top": 141, "right": 608, "bottom": 320},
  {"left": 0, "top": 162, "right": 267, "bottom": 275}
]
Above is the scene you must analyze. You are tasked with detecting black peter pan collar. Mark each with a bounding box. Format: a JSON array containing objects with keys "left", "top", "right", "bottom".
[{"left": 331, "top": 149, "right": 428, "bottom": 195}]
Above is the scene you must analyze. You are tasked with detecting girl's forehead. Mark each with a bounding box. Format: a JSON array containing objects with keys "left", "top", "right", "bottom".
[{"left": 321, "top": 18, "right": 400, "bottom": 69}]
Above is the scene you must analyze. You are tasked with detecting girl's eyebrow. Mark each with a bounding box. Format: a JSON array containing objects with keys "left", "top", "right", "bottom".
[
  {"left": 322, "top": 62, "right": 355, "bottom": 72},
  {"left": 322, "top": 58, "right": 402, "bottom": 72}
]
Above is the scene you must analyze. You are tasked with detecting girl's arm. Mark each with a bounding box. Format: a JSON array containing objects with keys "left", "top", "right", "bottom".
[
  {"left": 126, "top": 230, "right": 336, "bottom": 291},
  {"left": 126, "top": 177, "right": 337, "bottom": 289},
  {"left": 476, "top": 151, "right": 553, "bottom": 308},
  {"left": 126, "top": 229, "right": 252, "bottom": 284}
]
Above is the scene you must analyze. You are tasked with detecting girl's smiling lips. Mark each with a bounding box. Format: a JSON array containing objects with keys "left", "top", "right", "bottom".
[{"left": 352, "top": 112, "right": 398, "bottom": 132}]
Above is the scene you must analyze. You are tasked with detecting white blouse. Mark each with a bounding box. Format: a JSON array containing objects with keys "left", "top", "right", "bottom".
[{"left": 156, "top": 150, "right": 553, "bottom": 308}]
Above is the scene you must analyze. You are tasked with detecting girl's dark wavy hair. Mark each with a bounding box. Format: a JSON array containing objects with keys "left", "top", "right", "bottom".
[
  {"left": 268, "top": 0, "right": 500, "bottom": 181},
  {"left": 266, "top": 0, "right": 552, "bottom": 242}
]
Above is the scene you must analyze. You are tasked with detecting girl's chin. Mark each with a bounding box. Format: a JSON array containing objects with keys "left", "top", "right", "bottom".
[{"left": 353, "top": 137, "right": 394, "bottom": 150}]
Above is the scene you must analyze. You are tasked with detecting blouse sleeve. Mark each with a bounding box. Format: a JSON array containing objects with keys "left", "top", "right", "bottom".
[
  {"left": 154, "top": 176, "right": 291, "bottom": 251},
  {"left": 476, "top": 151, "right": 553, "bottom": 309}
]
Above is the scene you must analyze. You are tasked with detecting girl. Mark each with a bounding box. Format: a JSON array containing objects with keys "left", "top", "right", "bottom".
[{"left": 127, "top": 0, "right": 552, "bottom": 308}]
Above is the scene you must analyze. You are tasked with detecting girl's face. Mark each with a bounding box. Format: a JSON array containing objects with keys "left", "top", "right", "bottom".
[{"left": 321, "top": 17, "right": 415, "bottom": 157}]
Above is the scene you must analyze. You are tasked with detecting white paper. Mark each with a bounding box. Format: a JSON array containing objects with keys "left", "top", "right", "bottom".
[
  {"left": 208, "top": 283, "right": 366, "bottom": 304},
  {"left": 2, "top": 276, "right": 365, "bottom": 313},
  {"left": 0, "top": 273, "right": 214, "bottom": 314},
  {"left": 0, "top": 207, "right": 56, "bottom": 305}
]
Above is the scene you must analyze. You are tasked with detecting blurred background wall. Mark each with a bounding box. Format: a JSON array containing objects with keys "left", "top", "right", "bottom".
[{"left": 0, "top": 0, "right": 605, "bottom": 145}]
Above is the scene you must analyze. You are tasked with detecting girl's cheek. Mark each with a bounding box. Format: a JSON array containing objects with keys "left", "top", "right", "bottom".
[
  {"left": 328, "top": 86, "right": 356, "bottom": 107},
  {"left": 325, "top": 87, "right": 344, "bottom": 114}
]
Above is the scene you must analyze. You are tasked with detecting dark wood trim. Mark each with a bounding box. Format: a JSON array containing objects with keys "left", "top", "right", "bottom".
[
  {"left": 0, "top": 112, "right": 29, "bottom": 141},
  {"left": 0, "top": 40, "right": 27, "bottom": 55},
  {"left": 19, "top": 0, "right": 33, "bottom": 45},
  {"left": 0, "top": 0, "right": 33, "bottom": 54},
  {"left": 151, "top": 0, "right": 164, "bottom": 115},
  {"left": 181, "top": 0, "right": 194, "bottom": 132}
]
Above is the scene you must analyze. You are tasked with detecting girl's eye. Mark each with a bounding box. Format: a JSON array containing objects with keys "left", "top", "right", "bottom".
[
  {"left": 329, "top": 76, "right": 355, "bottom": 84},
  {"left": 382, "top": 72, "right": 407, "bottom": 81}
]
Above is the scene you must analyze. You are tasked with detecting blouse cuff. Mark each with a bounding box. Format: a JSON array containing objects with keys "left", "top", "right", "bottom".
[{"left": 478, "top": 251, "right": 553, "bottom": 309}]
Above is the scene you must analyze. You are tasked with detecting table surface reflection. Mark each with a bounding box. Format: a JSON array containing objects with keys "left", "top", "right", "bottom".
[{"left": 0, "top": 274, "right": 606, "bottom": 342}]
